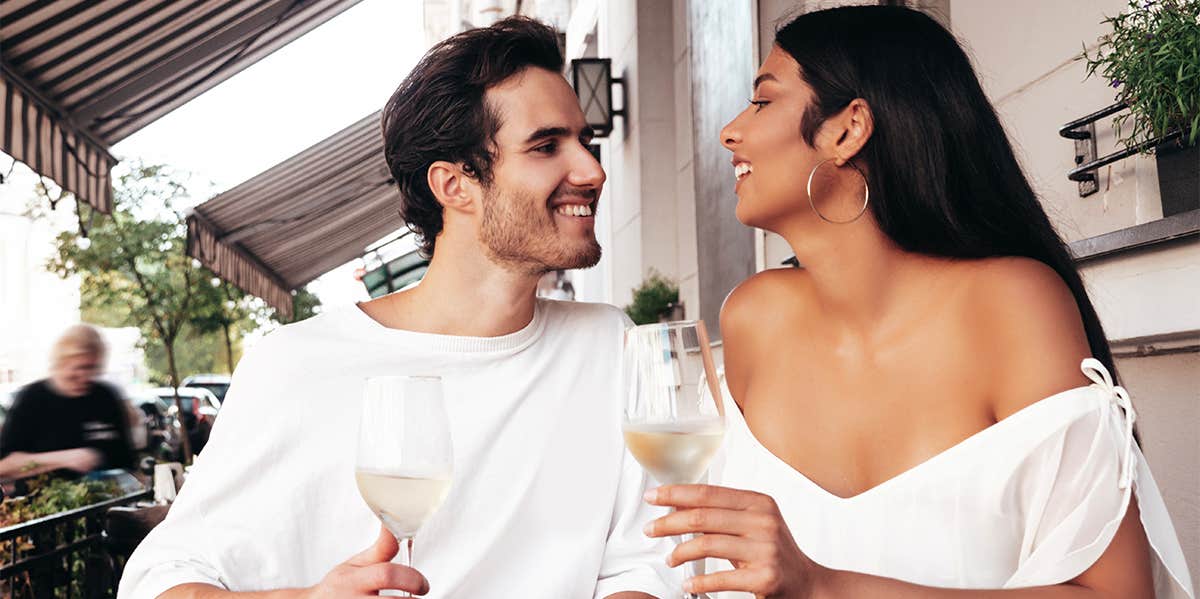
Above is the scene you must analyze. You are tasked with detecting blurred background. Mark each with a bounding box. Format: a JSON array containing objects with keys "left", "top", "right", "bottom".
[{"left": 0, "top": 0, "right": 1196, "bottom": 596}]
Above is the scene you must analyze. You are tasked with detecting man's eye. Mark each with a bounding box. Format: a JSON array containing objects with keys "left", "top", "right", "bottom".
[{"left": 534, "top": 142, "right": 558, "bottom": 154}]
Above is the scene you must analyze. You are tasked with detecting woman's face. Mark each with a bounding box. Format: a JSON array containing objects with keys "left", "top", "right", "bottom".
[{"left": 721, "top": 46, "right": 864, "bottom": 231}]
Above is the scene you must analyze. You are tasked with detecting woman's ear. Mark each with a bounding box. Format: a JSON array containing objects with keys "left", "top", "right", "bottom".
[
  {"left": 832, "top": 98, "right": 874, "bottom": 167},
  {"left": 428, "top": 160, "right": 480, "bottom": 213}
]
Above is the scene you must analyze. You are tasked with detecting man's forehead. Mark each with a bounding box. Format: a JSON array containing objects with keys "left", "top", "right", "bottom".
[{"left": 487, "top": 68, "right": 588, "bottom": 142}]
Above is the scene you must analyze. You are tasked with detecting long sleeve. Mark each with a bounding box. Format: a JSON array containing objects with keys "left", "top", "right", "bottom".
[
  {"left": 593, "top": 445, "right": 681, "bottom": 599},
  {"left": 116, "top": 335, "right": 361, "bottom": 599}
]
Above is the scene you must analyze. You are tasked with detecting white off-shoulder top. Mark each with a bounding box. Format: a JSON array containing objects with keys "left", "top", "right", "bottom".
[{"left": 706, "top": 359, "right": 1194, "bottom": 598}]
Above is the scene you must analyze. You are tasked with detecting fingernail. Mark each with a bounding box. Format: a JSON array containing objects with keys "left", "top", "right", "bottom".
[
  {"left": 683, "top": 579, "right": 695, "bottom": 593},
  {"left": 643, "top": 489, "right": 657, "bottom": 502},
  {"left": 643, "top": 521, "right": 654, "bottom": 536}
]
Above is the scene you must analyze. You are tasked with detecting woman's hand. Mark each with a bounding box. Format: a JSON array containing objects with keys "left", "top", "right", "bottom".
[{"left": 644, "top": 484, "right": 828, "bottom": 598}]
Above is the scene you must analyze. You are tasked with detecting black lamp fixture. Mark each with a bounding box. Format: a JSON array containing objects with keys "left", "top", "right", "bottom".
[{"left": 571, "top": 58, "right": 625, "bottom": 138}]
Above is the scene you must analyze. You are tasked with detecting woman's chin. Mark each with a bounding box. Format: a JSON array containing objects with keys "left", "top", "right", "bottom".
[{"left": 735, "top": 201, "right": 777, "bottom": 231}]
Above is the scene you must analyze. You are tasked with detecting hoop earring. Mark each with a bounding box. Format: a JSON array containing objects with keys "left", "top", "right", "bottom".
[{"left": 805, "top": 158, "right": 870, "bottom": 224}]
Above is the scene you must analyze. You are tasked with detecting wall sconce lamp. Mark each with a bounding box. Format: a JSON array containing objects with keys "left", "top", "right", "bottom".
[{"left": 571, "top": 58, "right": 625, "bottom": 138}]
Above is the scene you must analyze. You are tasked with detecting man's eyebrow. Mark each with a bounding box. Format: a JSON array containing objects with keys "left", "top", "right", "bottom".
[
  {"left": 753, "top": 73, "right": 778, "bottom": 89},
  {"left": 523, "top": 126, "right": 592, "bottom": 144}
]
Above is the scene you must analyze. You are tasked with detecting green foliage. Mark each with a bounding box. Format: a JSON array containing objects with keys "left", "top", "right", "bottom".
[
  {"left": 275, "top": 286, "right": 322, "bottom": 325},
  {"left": 0, "top": 475, "right": 120, "bottom": 527},
  {"left": 0, "top": 476, "right": 122, "bottom": 598},
  {"left": 45, "top": 163, "right": 203, "bottom": 391},
  {"left": 141, "top": 322, "right": 235, "bottom": 384},
  {"left": 1083, "top": 0, "right": 1200, "bottom": 149},
  {"left": 625, "top": 272, "right": 680, "bottom": 325}
]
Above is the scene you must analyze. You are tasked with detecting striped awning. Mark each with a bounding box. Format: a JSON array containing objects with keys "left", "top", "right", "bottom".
[
  {"left": 1, "top": 0, "right": 363, "bottom": 214},
  {"left": 187, "top": 110, "right": 403, "bottom": 319}
]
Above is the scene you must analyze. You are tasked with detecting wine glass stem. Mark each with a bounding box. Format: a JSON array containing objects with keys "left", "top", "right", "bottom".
[
  {"left": 401, "top": 536, "right": 414, "bottom": 598},
  {"left": 672, "top": 506, "right": 699, "bottom": 599}
]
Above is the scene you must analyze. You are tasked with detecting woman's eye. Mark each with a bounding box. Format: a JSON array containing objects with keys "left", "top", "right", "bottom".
[{"left": 748, "top": 99, "right": 769, "bottom": 113}]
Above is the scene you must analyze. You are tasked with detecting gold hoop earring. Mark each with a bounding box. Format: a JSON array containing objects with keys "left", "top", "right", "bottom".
[{"left": 805, "top": 158, "right": 870, "bottom": 224}]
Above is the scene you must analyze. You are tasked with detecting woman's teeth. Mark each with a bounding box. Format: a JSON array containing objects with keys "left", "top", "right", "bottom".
[
  {"left": 734, "top": 163, "right": 753, "bottom": 181},
  {"left": 556, "top": 204, "right": 594, "bottom": 217}
]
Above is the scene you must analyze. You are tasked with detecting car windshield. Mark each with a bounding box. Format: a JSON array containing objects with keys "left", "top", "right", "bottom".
[
  {"left": 195, "top": 383, "right": 229, "bottom": 402},
  {"left": 158, "top": 394, "right": 195, "bottom": 412}
]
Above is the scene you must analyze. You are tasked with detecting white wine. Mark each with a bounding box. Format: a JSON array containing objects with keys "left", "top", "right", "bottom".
[
  {"left": 355, "top": 470, "right": 452, "bottom": 538},
  {"left": 623, "top": 421, "right": 725, "bottom": 485}
]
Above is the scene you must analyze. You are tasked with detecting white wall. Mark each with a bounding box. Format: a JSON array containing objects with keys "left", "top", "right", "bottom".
[{"left": 0, "top": 161, "right": 82, "bottom": 389}]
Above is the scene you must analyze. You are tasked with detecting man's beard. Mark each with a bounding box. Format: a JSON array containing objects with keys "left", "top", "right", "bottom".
[{"left": 478, "top": 184, "right": 602, "bottom": 275}]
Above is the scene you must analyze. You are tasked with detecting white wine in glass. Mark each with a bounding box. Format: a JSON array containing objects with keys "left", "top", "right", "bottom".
[
  {"left": 356, "top": 375, "right": 453, "bottom": 597},
  {"left": 622, "top": 320, "right": 724, "bottom": 599}
]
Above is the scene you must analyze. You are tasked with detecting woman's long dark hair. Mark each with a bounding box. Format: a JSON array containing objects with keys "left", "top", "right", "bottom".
[{"left": 776, "top": 6, "right": 1117, "bottom": 378}]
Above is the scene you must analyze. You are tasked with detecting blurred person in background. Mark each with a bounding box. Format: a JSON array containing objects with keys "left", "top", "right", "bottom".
[{"left": 0, "top": 323, "right": 134, "bottom": 492}]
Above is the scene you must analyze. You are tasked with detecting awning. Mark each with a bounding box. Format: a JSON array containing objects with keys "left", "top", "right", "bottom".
[
  {"left": 1, "top": 0, "right": 363, "bottom": 214},
  {"left": 187, "top": 110, "right": 403, "bottom": 319}
]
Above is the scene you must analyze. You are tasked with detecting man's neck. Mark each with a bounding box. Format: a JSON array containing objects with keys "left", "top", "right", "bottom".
[{"left": 358, "top": 242, "right": 542, "bottom": 338}]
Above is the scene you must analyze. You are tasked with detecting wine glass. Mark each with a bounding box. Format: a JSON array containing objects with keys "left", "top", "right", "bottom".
[
  {"left": 356, "top": 375, "right": 453, "bottom": 597},
  {"left": 622, "top": 320, "right": 725, "bottom": 599}
]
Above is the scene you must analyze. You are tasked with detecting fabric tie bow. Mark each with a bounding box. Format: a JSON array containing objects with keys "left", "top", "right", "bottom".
[{"left": 1081, "top": 358, "right": 1137, "bottom": 490}]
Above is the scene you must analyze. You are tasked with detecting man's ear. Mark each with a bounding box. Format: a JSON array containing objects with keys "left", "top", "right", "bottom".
[
  {"left": 830, "top": 98, "right": 874, "bottom": 167},
  {"left": 428, "top": 160, "right": 481, "bottom": 214}
]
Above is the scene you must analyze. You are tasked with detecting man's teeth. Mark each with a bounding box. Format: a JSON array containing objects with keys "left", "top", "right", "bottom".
[
  {"left": 555, "top": 204, "right": 594, "bottom": 217},
  {"left": 734, "top": 163, "right": 753, "bottom": 180}
]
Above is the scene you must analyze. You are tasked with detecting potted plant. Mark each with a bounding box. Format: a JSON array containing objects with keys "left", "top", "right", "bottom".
[
  {"left": 625, "top": 272, "right": 682, "bottom": 325},
  {"left": 1083, "top": 0, "right": 1199, "bottom": 216}
]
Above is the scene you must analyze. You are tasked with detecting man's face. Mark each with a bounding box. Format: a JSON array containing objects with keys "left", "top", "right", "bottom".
[
  {"left": 477, "top": 67, "right": 606, "bottom": 274},
  {"left": 53, "top": 354, "right": 101, "bottom": 398}
]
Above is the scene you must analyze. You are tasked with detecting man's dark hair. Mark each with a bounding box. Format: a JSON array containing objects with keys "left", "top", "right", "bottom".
[{"left": 382, "top": 16, "right": 564, "bottom": 257}]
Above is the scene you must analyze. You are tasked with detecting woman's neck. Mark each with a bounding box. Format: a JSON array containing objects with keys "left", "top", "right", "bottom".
[{"left": 777, "top": 216, "right": 952, "bottom": 345}]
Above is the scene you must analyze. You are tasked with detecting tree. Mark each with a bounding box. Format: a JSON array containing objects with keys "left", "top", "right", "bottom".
[
  {"left": 47, "top": 163, "right": 205, "bottom": 461},
  {"left": 189, "top": 279, "right": 256, "bottom": 375}
]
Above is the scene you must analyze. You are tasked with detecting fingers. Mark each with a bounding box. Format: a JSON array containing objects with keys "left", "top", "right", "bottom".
[
  {"left": 645, "top": 507, "right": 777, "bottom": 538},
  {"left": 646, "top": 484, "right": 777, "bottom": 512},
  {"left": 666, "top": 533, "right": 764, "bottom": 568},
  {"left": 683, "top": 567, "right": 783, "bottom": 597},
  {"left": 346, "top": 526, "right": 399, "bottom": 566},
  {"left": 354, "top": 563, "right": 430, "bottom": 596}
]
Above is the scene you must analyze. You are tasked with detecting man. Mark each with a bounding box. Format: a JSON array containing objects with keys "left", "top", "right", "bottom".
[
  {"left": 0, "top": 324, "right": 133, "bottom": 491},
  {"left": 119, "top": 17, "right": 677, "bottom": 599}
]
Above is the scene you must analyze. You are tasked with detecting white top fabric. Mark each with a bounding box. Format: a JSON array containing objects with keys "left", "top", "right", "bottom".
[
  {"left": 119, "top": 299, "right": 677, "bottom": 599},
  {"left": 707, "top": 359, "right": 1194, "bottom": 598}
]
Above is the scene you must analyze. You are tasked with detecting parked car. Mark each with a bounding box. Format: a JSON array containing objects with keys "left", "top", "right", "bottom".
[
  {"left": 126, "top": 390, "right": 185, "bottom": 462},
  {"left": 182, "top": 374, "right": 231, "bottom": 405},
  {"left": 150, "top": 387, "right": 221, "bottom": 454}
]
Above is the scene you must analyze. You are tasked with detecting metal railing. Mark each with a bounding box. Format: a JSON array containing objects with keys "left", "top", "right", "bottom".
[
  {"left": 0, "top": 488, "right": 152, "bottom": 598},
  {"left": 1059, "top": 102, "right": 1184, "bottom": 197}
]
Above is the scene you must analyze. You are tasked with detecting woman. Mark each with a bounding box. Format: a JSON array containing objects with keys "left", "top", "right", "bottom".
[{"left": 642, "top": 6, "right": 1193, "bottom": 598}]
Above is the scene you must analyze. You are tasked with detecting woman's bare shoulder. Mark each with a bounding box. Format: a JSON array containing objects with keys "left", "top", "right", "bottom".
[
  {"left": 958, "top": 257, "right": 1094, "bottom": 418},
  {"left": 715, "top": 268, "right": 811, "bottom": 336}
]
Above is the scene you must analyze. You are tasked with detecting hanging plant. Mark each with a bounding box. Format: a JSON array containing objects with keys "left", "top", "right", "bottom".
[{"left": 1082, "top": 0, "right": 1200, "bottom": 150}]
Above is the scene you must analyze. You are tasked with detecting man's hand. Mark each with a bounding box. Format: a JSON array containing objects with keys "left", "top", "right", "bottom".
[
  {"left": 301, "top": 526, "right": 429, "bottom": 598},
  {"left": 160, "top": 526, "right": 430, "bottom": 598}
]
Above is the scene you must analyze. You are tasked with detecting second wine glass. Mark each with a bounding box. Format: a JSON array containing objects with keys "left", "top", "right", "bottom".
[
  {"left": 356, "top": 375, "right": 453, "bottom": 598},
  {"left": 622, "top": 320, "right": 725, "bottom": 599}
]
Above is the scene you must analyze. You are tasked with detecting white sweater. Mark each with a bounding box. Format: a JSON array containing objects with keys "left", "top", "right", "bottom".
[{"left": 119, "top": 299, "right": 678, "bottom": 599}]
